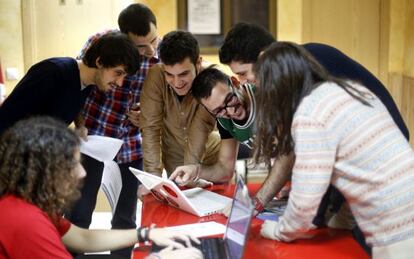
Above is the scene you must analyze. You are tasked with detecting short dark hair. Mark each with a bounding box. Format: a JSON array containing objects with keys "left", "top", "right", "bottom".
[
  {"left": 82, "top": 31, "right": 141, "bottom": 75},
  {"left": 159, "top": 31, "right": 199, "bottom": 66},
  {"left": 118, "top": 3, "right": 157, "bottom": 36},
  {"left": 219, "top": 22, "right": 275, "bottom": 64},
  {"left": 0, "top": 116, "right": 81, "bottom": 222},
  {"left": 192, "top": 66, "right": 229, "bottom": 101}
]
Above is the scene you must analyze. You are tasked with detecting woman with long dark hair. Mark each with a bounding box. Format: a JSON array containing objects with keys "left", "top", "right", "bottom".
[{"left": 254, "top": 42, "right": 414, "bottom": 258}]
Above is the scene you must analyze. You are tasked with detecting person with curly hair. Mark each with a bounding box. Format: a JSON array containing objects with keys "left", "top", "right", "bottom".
[{"left": 0, "top": 116, "right": 202, "bottom": 259}]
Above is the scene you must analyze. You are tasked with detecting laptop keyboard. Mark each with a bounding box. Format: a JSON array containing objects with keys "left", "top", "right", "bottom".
[
  {"left": 199, "top": 238, "right": 224, "bottom": 259},
  {"left": 151, "top": 238, "right": 225, "bottom": 259}
]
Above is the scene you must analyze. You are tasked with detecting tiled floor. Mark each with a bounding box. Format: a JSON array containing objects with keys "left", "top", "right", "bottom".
[
  {"left": 90, "top": 200, "right": 142, "bottom": 230},
  {"left": 87, "top": 201, "right": 142, "bottom": 255}
]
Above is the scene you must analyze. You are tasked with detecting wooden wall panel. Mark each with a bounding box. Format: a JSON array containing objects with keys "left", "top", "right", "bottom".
[
  {"left": 22, "top": 0, "right": 128, "bottom": 69},
  {"left": 301, "top": 0, "right": 381, "bottom": 79},
  {"left": 388, "top": 73, "right": 414, "bottom": 146}
]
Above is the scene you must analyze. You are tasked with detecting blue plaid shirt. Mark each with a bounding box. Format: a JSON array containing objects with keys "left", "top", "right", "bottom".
[{"left": 78, "top": 29, "right": 160, "bottom": 163}]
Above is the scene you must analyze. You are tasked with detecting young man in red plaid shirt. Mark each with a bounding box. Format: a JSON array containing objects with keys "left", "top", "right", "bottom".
[{"left": 66, "top": 4, "right": 160, "bottom": 258}]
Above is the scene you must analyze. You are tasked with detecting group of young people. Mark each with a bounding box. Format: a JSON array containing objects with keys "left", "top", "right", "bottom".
[{"left": 0, "top": 3, "right": 413, "bottom": 259}]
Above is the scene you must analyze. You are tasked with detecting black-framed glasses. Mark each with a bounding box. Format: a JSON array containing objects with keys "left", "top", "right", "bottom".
[{"left": 208, "top": 80, "right": 239, "bottom": 117}]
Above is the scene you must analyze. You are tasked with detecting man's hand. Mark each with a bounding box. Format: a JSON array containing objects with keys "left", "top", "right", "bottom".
[
  {"left": 169, "top": 165, "right": 199, "bottom": 186},
  {"left": 74, "top": 113, "right": 88, "bottom": 141},
  {"left": 127, "top": 102, "right": 140, "bottom": 127},
  {"left": 137, "top": 184, "right": 150, "bottom": 200},
  {"left": 186, "top": 179, "right": 213, "bottom": 188},
  {"left": 75, "top": 125, "right": 88, "bottom": 141}
]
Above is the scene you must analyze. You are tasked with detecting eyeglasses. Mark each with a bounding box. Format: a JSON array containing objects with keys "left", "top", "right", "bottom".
[{"left": 208, "top": 80, "right": 239, "bottom": 117}]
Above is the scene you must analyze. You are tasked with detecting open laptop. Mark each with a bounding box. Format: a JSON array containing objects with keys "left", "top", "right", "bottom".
[
  {"left": 152, "top": 175, "right": 254, "bottom": 259},
  {"left": 129, "top": 167, "right": 232, "bottom": 217}
]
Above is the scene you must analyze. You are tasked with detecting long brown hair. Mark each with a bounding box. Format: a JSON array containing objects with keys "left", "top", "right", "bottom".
[
  {"left": 0, "top": 117, "right": 81, "bottom": 223},
  {"left": 253, "top": 42, "right": 369, "bottom": 167}
]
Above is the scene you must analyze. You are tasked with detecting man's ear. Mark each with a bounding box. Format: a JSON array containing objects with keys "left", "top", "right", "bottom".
[
  {"left": 195, "top": 56, "right": 202, "bottom": 72},
  {"left": 95, "top": 57, "right": 102, "bottom": 68}
]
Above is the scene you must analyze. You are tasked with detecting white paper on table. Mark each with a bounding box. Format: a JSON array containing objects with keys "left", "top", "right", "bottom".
[
  {"left": 100, "top": 161, "right": 122, "bottom": 214},
  {"left": 165, "top": 222, "right": 226, "bottom": 238},
  {"left": 80, "top": 135, "right": 123, "bottom": 162}
]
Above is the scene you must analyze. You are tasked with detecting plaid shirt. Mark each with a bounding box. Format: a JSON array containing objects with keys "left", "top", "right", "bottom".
[{"left": 78, "top": 29, "right": 160, "bottom": 163}]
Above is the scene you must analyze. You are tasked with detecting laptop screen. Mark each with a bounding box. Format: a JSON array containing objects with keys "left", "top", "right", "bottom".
[{"left": 224, "top": 177, "right": 254, "bottom": 259}]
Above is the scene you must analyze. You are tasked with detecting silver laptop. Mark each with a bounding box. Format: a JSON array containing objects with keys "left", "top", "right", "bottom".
[
  {"left": 151, "top": 175, "right": 254, "bottom": 259},
  {"left": 129, "top": 167, "right": 232, "bottom": 217}
]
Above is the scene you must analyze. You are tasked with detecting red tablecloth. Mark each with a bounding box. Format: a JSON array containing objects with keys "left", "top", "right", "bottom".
[{"left": 134, "top": 183, "right": 369, "bottom": 259}]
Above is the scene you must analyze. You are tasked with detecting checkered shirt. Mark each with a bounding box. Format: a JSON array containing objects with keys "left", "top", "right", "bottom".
[{"left": 78, "top": 29, "right": 160, "bottom": 163}]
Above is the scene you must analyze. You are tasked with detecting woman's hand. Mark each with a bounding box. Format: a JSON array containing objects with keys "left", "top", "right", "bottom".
[
  {"left": 260, "top": 220, "right": 280, "bottom": 240},
  {"left": 149, "top": 228, "right": 200, "bottom": 249},
  {"left": 150, "top": 246, "right": 203, "bottom": 259}
]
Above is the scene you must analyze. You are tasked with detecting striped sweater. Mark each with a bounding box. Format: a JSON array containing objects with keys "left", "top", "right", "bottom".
[{"left": 276, "top": 82, "right": 414, "bottom": 247}]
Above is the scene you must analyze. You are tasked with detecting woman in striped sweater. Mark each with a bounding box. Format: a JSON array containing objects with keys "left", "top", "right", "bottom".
[{"left": 253, "top": 42, "right": 414, "bottom": 258}]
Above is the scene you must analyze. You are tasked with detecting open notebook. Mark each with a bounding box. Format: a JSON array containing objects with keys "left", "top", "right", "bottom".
[{"left": 129, "top": 167, "right": 232, "bottom": 217}]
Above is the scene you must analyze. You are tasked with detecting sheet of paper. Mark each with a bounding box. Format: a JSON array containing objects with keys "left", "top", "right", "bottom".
[
  {"left": 165, "top": 222, "right": 226, "bottom": 238},
  {"left": 101, "top": 161, "right": 122, "bottom": 214},
  {"left": 129, "top": 167, "right": 164, "bottom": 189},
  {"left": 80, "top": 135, "right": 123, "bottom": 213},
  {"left": 80, "top": 135, "right": 123, "bottom": 162}
]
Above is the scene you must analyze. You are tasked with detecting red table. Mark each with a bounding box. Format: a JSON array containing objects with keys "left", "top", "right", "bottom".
[{"left": 134, "top": 183, "right": 369, "bottom": 259}]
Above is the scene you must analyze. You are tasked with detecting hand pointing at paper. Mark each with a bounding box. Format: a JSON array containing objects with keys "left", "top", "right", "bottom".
[{"left": 170, "top": 164, "right": 213, "bottom": 188}]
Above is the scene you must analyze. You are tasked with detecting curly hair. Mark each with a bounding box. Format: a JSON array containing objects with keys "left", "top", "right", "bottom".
[
  {"left": 0, "top": 116, "right": 81, "bottom": 223},
  {"left": 82, "top": 31, "right": 141, "bottom": 75}
]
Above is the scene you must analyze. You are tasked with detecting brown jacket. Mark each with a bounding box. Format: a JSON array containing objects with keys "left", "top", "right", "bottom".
[{"left": 140, "top": 64, "right": 221, "bottom": 175}]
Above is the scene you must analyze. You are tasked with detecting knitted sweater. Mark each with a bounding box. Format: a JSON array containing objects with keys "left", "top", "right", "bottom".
[{"left": 276, "top": 81, "right": 414, "bottom": 247}]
